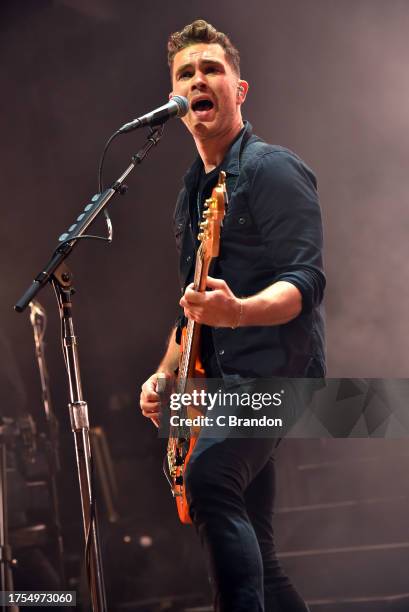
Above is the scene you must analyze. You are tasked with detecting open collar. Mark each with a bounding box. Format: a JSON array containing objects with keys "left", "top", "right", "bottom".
[{"left": 183, "top": 121, "right": 253, "bottom": 192}]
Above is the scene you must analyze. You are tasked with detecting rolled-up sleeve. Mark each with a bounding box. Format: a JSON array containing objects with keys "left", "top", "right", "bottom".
[{"left": 248, "top": 151, "right": 326, "bottom": 313}]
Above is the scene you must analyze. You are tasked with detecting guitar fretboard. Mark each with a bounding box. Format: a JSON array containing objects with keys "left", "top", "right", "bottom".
[{"left": 171, "top": 244, "right": 204, "bottom": 436}]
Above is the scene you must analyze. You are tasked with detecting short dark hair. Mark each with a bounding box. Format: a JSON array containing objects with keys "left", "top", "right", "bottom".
[{"left": 168, "top": 19, "right": 240, "bottom": 76}]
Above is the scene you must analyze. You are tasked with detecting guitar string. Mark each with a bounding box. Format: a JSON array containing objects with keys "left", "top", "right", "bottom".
[
  {"left": 169, "top": 244, "right": 204, "bottom": 442},
  {"left": 170, "top": 186, "right": 222, "bottom": 448},
  {"left": 178, "top": 246, "right": 203, "bottom": 440}
]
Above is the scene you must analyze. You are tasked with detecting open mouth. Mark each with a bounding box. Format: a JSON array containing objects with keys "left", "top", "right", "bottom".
[{"left": 191, "top": 98, "right": 214, "bottom": 112}]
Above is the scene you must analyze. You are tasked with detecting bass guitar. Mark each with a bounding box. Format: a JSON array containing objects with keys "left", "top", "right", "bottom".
[{"left": 162, "top": 170, "right": 227, "bottom": 524}]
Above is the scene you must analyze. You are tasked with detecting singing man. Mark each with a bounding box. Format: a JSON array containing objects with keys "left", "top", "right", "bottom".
[{"left": 140, "top": 20, "right": 325, "bottom": 612}]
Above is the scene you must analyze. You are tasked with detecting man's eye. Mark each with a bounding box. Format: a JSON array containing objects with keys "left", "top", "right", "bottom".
[{"left": 179, "top": 71, "right": 192, "bottom": 80}]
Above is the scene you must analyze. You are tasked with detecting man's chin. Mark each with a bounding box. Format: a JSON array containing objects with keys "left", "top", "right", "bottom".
[{"left": 191, "top": 121, "right": 216, "bottom": 138}]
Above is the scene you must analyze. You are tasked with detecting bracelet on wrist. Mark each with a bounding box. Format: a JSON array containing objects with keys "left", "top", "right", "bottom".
[{"left": 231, "top": 298, "right": 243, "bottom": 329}]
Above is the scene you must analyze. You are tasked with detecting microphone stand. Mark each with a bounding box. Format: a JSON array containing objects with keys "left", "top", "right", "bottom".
[
  {"left": 14, "top": 126, "right": 164, "bottom": 612},
  {"left": 52, "top": 266, "right": 106, "bottom": 612},
  {"left": 29, "top": 302, "right": 66, "bottom": 589}
]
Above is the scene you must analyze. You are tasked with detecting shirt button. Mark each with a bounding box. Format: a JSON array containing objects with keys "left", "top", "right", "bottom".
[
  {"left": 238, "top": 217, "right": 246, "bottom": 225},
  {"left": 177, "top": 222, "right": 183, "bottom": 230},
  {"left": 218, "top": 349, "right": 225, "bottom": 356},
  {"left": 186, "top": 255, "right": 192, "bottom": 262}
]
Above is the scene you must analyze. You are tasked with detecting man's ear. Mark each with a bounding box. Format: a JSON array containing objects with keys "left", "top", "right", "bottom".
[
  {"left": 236, "top": 80, "right": 249, "bottom": 103},
  {"left": 169, "top": 92, "right": 174, "bottom": 100}
]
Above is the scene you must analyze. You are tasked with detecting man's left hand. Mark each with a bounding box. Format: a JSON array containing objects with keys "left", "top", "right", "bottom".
[{"left": 180, "top": 276, "right": 241, "bottom": 327}]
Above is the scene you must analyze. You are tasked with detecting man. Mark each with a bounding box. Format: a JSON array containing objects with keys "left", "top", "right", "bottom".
[{"left": 140, "top": 19, "right": 325, "bottom": 612}]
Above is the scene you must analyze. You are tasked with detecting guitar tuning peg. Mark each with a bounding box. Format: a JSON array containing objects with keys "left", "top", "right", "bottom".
[
  {"left": 202, "top": 209, "right": 211, "bottom": 217},
  {"left": 199, "top": 220, "right": 209, "bottom": 229},
  {"left": 198, "top": 232, "right": 204, "bottom": 241},
  {"left": 204, "top": 198, "right": 212, "bottom": 208}
]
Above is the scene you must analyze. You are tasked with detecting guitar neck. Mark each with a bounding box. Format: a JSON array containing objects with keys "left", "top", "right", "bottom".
[
  {"left": 177, "top": 248, "right": 212, "bottom": 390},
  {"left": 176, "top": 170, "right": 227, "bottom": 395},
  {"left": 177, "top": 319, "right": 200, "bottom": 389}
]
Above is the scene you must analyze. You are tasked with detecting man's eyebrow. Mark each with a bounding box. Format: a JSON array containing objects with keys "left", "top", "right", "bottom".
[
  {"left": 175, "top": 59, "right": 225, "bottom": 76},
  {"left": 201, "top": 59, "right": 225, "bottom": 68},
  {"left": 175, "top": 62, "right": 194, "bottom": 76}
]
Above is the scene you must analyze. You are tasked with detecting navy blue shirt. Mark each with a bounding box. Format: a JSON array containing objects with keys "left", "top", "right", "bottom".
[{"left": 174, "top": 122, "right": 326, "bottom": 381}]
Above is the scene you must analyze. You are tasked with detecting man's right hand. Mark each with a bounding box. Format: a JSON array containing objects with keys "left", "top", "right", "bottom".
[{"left": 140, "top": 372, "right": 173, "bottom": 428}]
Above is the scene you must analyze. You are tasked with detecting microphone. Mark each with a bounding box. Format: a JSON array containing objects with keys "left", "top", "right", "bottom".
[{"left": 118, "top": 96, "right": 189, "bottom": 134}]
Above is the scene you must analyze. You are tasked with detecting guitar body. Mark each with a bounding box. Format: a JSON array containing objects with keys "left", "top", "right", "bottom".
[
  {"left": 170, "top": 329, "right": 204, "bottom": 525},
  {"left": 172, "top": 420, "right": 196, "bottom": 524},
  {"left": 165, "top": 171, "right": 227, "bottom": 525}
]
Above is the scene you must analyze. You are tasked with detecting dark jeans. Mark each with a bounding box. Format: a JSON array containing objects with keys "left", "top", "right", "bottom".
[{"left": 185, "top": 435, "right": 309, "bottom": 612}]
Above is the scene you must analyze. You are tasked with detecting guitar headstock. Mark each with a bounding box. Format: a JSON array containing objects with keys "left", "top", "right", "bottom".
[{"left": 198, "top": 170, "right": 227, "bottom": 260}]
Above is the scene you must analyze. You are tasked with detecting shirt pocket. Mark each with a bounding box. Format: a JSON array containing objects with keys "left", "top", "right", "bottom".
[
  {"left": 221, "top": 211, "right": 260, "bottom": 248},
  {"left": 222, "top": 210, "right": 252, "bottom": 231}
]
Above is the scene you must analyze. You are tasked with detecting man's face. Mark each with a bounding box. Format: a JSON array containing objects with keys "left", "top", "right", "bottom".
[{"left": 171, "top": 43, "right": 247, "bottom": 141}]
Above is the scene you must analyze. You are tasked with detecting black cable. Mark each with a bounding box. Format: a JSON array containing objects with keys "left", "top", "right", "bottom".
[
  {"left": 98, "top": 130, "right": 120, "bottom": 194},
  {"left": 98, "top": 130, "right": 121, "bottom": 244},
  {"left": 52, "top": 234, "right": 111, "bottom": 259}
]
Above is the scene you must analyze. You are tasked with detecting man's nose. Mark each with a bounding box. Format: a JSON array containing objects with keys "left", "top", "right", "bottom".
[{"left": 191, "top": 71, "right": 207, "bottom": 90}]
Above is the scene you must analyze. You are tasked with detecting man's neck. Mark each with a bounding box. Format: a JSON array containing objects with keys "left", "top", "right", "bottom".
[{"left": 194, "top": 121, "right": 244, "bottom": 174}]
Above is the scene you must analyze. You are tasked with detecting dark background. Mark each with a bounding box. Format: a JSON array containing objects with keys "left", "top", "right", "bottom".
[{"left": 1, "top": 0, "right": 409, "bottom": 609}]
